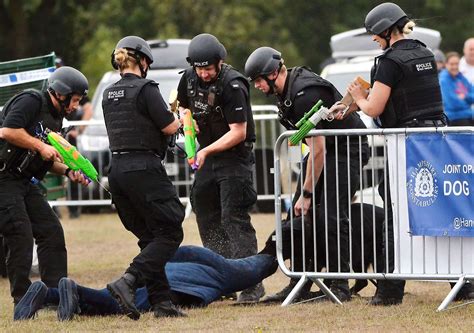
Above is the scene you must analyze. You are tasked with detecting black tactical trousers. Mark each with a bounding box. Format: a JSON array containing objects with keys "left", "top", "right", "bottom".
[
  {"left": 0, "top": 174, "right": 67, "bottom": 302},
  {"left": 317, "top": 156, "right": 362, "bottom": 274},
  {"left": 108, "top": 152, "right": 185, "bottom": 305},
  {"left": 376, "top": 174, "right": 406, "bottom": 299},
  {"left": 191, "top": 156, "right": 258, "bottom": 259},
  {"left": 301, "top": 156, "right": 360, "bottom": 274},
  {"left": 266, "top": 151, "right": 364, "bottom": 277}
]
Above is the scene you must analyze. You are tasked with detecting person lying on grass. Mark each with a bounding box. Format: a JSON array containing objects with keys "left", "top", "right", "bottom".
[{"left": 14, "top": 245, "right": 277, "bottom": 321}]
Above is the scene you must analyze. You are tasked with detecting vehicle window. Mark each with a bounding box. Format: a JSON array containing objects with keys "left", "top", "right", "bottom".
[{"left": 150, "top": 43, "right": 189, "bottom": 69}]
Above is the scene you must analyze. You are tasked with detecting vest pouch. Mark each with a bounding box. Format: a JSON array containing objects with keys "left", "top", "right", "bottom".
[
  {"left": 0, "top": 144, "right": 28, "bottom": 176},
  {"left": 3, "top": 146, "right": 52, "bottom": 181}
]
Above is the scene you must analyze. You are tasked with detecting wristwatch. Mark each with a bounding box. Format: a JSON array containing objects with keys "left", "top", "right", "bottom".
[{"left": 302, "top": 189, "right": 312, "bottom": 199}]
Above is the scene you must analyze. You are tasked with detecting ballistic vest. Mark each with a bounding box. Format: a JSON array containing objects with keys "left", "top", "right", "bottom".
[
  {"left": 0, "top": 89, "right": 62, "bottom": 178},
  {"left": 277, "top": 67, "right": 343, "bottom": 129},
  {"left": 279, "top": 67, "right": 367, "bottom": 131},
  {"left": 102, "top": 75, "right": 168, "bottom": 155},
  {"left": 372, "top": 40, "right": 444, "bottom": 127},
  {"left": 185, "top": 64, "right": 255, "bottom": 153}
]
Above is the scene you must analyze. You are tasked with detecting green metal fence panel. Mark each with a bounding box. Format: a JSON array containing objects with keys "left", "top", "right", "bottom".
[{"left": 0, "top": 52, "right": 56, "bottom": 107}]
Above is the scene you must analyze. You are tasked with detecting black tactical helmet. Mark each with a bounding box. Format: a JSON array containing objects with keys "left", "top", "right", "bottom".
[
  {"left": 365, "top": 2, "right": 407, "bottom": 35},
  {"left": 187, "top": 33, "right": 227, "bottom": 67},
  {"left": 245, "top": 47, "right": 282, "bottom": 81},
  {"left": 48, "top": 66, "right": 88, "bottom": 97},
  {"left": 113, "top": 35, "right": 154, "bottom": 68}
]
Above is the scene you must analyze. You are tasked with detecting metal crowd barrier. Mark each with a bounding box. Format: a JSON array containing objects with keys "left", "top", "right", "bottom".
[
  {"left": 273, "top": 127, "right": 473, "bottom": 311},
  {"left": 48, "top": 105, "right": 284, "bottom": 216}
]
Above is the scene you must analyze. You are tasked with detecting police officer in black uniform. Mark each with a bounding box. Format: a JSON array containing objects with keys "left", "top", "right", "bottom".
[
  {"left": 245, "top": 47, "right": 369, "bottom": 303},
  {"left": 176, "top": 33, "right": 262, "bottom": 303},
  {"left": 103, "top": 36, "right": 186, "bottom": 319},
  {"left": 0, "top": 66, "right": 89, "bottom": 304},
  {"left": 331, "top": 2, "right": 466, "bottom": 305}
]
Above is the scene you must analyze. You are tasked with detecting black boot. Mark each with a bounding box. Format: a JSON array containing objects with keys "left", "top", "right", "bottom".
[
  {"left": 328, "top": 280, "right": 351, "bottom": 302},
  {"left": 153, "top": 300, "right": 187, "bottom": 318},
  {"left": 220, "top": 292, "right": 237, "bottom": 301},
  {"left": 369, "top": 280, "right": 404, "bottom": 306},
  {"left": 260, "top": 279, "right": 312, "bottom": 304},
  {"left": 107, "top": 273, "right": 140, "bottom": 320},
  {"left": 236, "top": 282, "right": 265, "bottom": 303},
  {"left": 453, "top": 282, "right": 474, "bottom": 301},
  {"left": 310, "top": 280, "right": 351, "bottom": 303}
]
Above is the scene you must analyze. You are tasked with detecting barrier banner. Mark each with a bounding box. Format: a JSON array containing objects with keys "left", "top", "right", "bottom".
[
  {"left": 406, "top": 133, "right": 474, "bottom": 237},
  {"left": 0, "top": 67, "right": 55, "bottom": 87}
]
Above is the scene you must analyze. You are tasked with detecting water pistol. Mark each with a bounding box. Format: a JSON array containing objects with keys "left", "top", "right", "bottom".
[
  {"left": 289, "top": 100, "right": 335, "bottom": 146},
  {"left": 182, "top": 108, "right": 198, "bottom": 170},
  {"left": 168, "top": 90, "right": 198, "bottom": 170},
  {"left": 46, "top": 130, "right": 98, "bottom": 184}
]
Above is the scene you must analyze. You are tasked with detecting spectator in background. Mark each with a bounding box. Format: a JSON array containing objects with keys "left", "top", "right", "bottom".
[
  {"left": 55, "top": 57, "right": 64, "bottom": 68},
  {"left": 439, "top": 52, "right": 474, "bottom": 126},
  {"left": 433, "top": 49, "right": 446, "bottom": 72},
  {"left": 459, "top": 38, "right": 474, "bottom": 83}
]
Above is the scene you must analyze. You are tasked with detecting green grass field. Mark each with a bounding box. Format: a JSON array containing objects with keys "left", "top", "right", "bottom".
[{"left": 0, "top": 211, "right": 472, "bottom": 332}]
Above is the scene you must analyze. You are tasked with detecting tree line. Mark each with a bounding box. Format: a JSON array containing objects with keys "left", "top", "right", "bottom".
[{"left": 1, "top": 0, "right": 472, "bottom": 93}]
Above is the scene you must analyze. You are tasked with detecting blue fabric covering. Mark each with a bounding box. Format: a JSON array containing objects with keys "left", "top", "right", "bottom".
[
  {"left": 167, "top": 246, "right": 275, "bottom": 305},
  {"left": 43, "top": 246, "right": 276, "bottom": 315}
]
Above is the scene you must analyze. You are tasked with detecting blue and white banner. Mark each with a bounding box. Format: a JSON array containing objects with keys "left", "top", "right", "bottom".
[
  {"left": 0, "top": 67, "right": 55, "bottom": 87},
  {"left": 406, "top": 133, "right": 474, "bottom": 237}
]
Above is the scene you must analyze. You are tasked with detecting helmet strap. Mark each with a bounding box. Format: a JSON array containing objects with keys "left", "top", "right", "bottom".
[
  {"left": 264, "top": 77, "right": 276, "bottom": 95},
  {"left": 48, "top": 88, "right": 70, "bottom": 115},
  {"left": 379, "top": 28, "right": 393, "bottom": 50},
  {"left": 138, "top": 62, "right": 148, "bottom": 78},
  {"left": 136, "top": 56, "right": 149, "bottom": 78},
  {"left": 127, "top": 50, "right": 148, "bottom": 78},
  {"left": 264, "top": 62, "right": 282, "bottom": 96}
]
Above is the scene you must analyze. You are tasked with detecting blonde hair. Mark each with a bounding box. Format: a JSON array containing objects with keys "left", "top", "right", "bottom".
[
  {"left": 114, "top": 48, "right": 138, "bottom": 71},
  {"left": 402, "top": 20, "right": 416, "bottom": 35}
]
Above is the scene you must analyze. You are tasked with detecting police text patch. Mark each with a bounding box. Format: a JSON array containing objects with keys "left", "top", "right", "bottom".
[
  {"left": 108, "top": 89, "right": 125, "bottom": 101},
  {"left": 415, "top": 62, "right": 433, "bottom": 72}
]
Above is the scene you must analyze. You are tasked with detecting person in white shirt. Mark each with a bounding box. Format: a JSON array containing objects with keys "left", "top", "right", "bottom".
[{"left": 459, "top": 37, "right": 474, "bottom": 84}]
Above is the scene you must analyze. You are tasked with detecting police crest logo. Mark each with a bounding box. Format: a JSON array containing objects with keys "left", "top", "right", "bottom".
[{"left": 408, "top": 160, "right": 439, "bottom": 207}]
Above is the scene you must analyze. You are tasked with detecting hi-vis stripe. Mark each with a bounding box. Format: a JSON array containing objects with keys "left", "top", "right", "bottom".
[{"left": 0, "top": 67, "right": 55, "bottom": 87}]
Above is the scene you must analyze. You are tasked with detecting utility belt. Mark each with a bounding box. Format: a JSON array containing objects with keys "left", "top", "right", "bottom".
[
  {"left": 210, "top": 141, "right": 255, "bottom": 164},
  {"left": 227, "top": 141, "right": 253, "bottom": 155},
  {"left": 397, "top": 118, "right": 447, "bottom": 128},
  {"left": 112, "top": 149, "right": 164, "bottom": 159}
]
